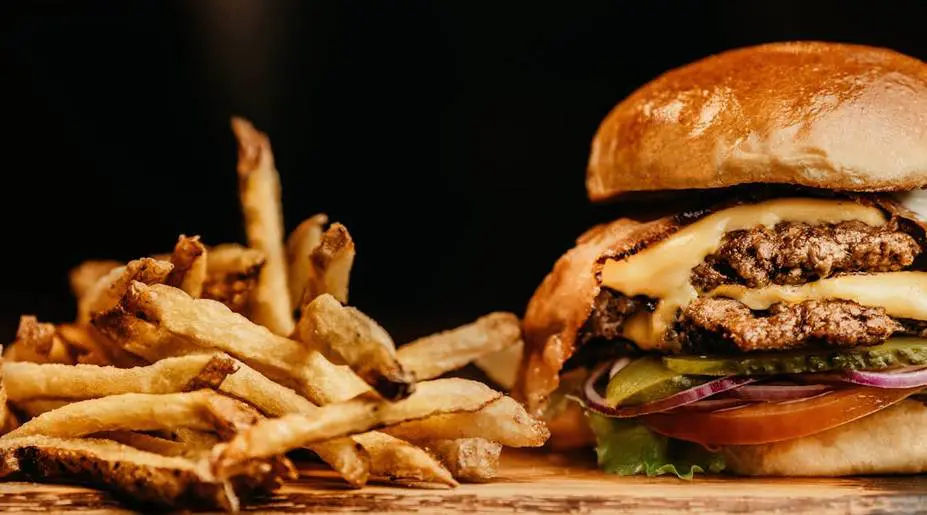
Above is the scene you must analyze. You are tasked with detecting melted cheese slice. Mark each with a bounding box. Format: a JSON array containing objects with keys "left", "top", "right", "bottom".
[
  {"left": 599, "top": 197, "right": 887, "bottom": 350},
  {"left": 710, "top": 272, "right": 927, "bottom": 321}
]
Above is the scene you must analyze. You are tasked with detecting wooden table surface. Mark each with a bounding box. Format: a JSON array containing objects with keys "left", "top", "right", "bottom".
[{"left": 2, "top": 449, "right": 927, "bottom": 514}]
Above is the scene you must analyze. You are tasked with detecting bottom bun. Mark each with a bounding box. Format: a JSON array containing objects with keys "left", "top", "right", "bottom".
[{"left": 724, "top": 400, "right": 927, "bottom": 476}]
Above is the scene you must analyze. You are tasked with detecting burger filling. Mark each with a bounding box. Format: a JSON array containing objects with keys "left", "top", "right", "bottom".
[{"left": 572, "top": 196, "right": 927, "bottom": 478}]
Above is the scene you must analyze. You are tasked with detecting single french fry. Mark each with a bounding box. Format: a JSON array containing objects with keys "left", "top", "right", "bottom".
[
  {"left": 3, "top": 390, "right": 252, "bottom": 440},
  {"left": 300, "top": 223, "right": 355, "bottom": 306},
  {"left": 202, "top": 244, "right": 266, "bottom": 314},
  {"left": 214, "top": 378, "right": 500, "bottom": 473},
  {"left": 397, "top": 312, "right": 522, "bottom": 381},
  {"left": 3, "top": 354, "right": 234, "bottom": 401},
  {"left": 423, "top": 438, "right": 502, "bottom": 482},
  {"left": 92, "top": 306, "right": 203, "bottom": 362},
  {"left": 122, "top": 282, "right": 368, "bottom": 404},
  {"left": 0, "top": 436, "right": 246, "bottom": 510},
  {"left": 77, "top": 258, "right": 173, "bottom": 324},
  {"left": 68, "top": 260, "right": 122, "bottom": 301},
  {"left": 354, "top": 432, "right": 456, "bottom": 487},
  {"left": 382, "top": 396, "right": 549, "bottom": 447},
  {"left": 231, "top": 117, "right": 293, "bottom": 336},
  {"left": 286, "top": 214, "right": 328, "bottom": 308},
  {"left": 296, "top": 294, "right": 413, "bottom": 400},
  {"left": 166, "top": 235, "right": 208, "bottom": 298}
]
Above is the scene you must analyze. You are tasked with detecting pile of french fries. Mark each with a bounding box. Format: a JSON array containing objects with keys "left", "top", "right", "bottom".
[{"left": 0, "top": 118, "right": 547, "bottom": 511}]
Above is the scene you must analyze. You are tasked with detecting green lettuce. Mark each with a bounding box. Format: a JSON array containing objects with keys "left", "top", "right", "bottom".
[{"left": 587, "top": 413, "right": 725, "bottom": 479}]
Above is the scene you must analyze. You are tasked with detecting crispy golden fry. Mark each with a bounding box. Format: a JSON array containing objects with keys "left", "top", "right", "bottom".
[
  {"left": 92, "top": 307, "right": 202, "bottom": 362},
  {"left": 296, "top": 294, "right": 413, "bottom": 400},
  {"left": 95, "top": 431, "right": 200, "bottom": 458},
  {"left": 382, "top": 396, "right": 549, "bottom": 447},
  {"left": 166, "top": 235, "right": 207, "bottom": 298},
  {"left": 286, "top": 214, "right": 328, "bottom": 308},
  {"left": 3, "top": 390, "right": 249, "bottom": 440},
  {"left": 354, "top": 432, "right": 456, "bottom": 487},
  {"left": 231, "top": 117, "right": 293, "bottom": 336},
  {"left": 3, "top": 354, "right": 233, "bottom": 401},
  {"left": 12, "top": 399, "right": 69, "bottom": 418},
  {"left": 214, "top": 378, "right": 500, "bottom": 473},
  {"left": 4, "top": 316, "right": 72, "bottom": 365},
  {"left": 123, "top": 282, "right": 368, "bottom": 404},
  {"left": 0, "top": 436, "right": 252, "bottom": 510},
  {"left": 203, "top": 244, "right": 266, "bottom": 314},
  {"left": 77, "top": 258, "right": 173, "bottom": 324},
  {"left": 68, "top": 260, "right": 122, "bottom": 301},
  {"left": 423, "top": 438, "right": 502, "bottom": 482},
  {"left": 474, "top": 339, "right": 524, "bottom": 391},
  {"left": 397, "top": 312, "right": 522, "bottom": 381},
  {"left": 300, "top": 223, "right": 356, "bottom": 306}
]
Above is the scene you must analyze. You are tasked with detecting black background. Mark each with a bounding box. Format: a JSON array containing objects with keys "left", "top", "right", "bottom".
[{"left": 4, "top": 1, "right": 926, "bottom": 343}]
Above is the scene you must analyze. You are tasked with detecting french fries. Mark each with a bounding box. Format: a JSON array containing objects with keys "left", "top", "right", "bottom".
[
  {"left": 286, "top": 214, "right": 328, "bottom": 308},
  {"left": 296, "top": 294, "right": 413, "bottom": 400},
  {"left": 214, "top": 378, "right": 500, "bottom": 473},
  {"left": 424, "top": 438, "right": 502, "bottom": 482},
  {"left": 0, "top": 118, "right": 550, "bottom": 511},
  {"left": 202, "top": 244, "right": 265, "bottom": 313},
  {"left": 354, "top": 432, "right": 456, "bottom": 487},
  {"left": 3, "top": 390, "right": 254, "bottom": 440},
  {"left": 397, "top": 312, "right": 522, "bottom": 381},
  {"left": 4, "top": 316, "right": 71, "bottom": 365},
  {"left": 382, "top": 396, "right": 550, "bottom": 447},
  {"left": 122, "top": 282, "right": 368, "bottom": 404},
  {"left": 474, "top": 339, "right": 524, "bottom": 391},
  {"left": 300, "top": 223, "right": 355, "bottom": 306},
  {"left": 166, "top": 235, "right": 207, "bottom": 298},
  {"left": 231, "top": 117, "right": 293, "bottom": 336},
  {"left": 76, "top": 258, "right": 173, "bottom": 324},
  {"left": 0, "top": 436, "right": 256, "bottom": 510}
]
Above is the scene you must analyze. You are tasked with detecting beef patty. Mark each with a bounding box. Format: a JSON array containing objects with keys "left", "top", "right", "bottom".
[
  {"left": 691, "top": 220, "right": 921, "bottom": 291},
  {"left": 679, "top": 297, "right": 900, "bottom": 353}
]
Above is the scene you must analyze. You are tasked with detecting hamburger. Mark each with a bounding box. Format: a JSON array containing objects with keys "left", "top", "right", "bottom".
[{"left": 518, "top": 41, "right": 927, "bottom": 477}]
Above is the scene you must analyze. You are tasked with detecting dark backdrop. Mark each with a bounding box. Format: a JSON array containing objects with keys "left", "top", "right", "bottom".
[{"left": 4, "top": 1, "right": 926, "bottom": 342}]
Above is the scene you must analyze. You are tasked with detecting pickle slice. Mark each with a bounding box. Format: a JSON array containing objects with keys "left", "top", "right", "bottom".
[
  {"left": 663, "top": 337, "right": 927, "bottom": 376},
  {"left": 606, "top": 356, "right": 701, "bottom": 407}
]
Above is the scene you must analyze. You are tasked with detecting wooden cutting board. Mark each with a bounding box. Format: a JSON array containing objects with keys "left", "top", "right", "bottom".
[{"left": 1, "top": 449, "right": 926, "bottom": 514}]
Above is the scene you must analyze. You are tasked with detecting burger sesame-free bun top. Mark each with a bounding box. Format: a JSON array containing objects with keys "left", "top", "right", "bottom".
[{"left": 587, "top": 42, "right": 927, "bottom": 201}]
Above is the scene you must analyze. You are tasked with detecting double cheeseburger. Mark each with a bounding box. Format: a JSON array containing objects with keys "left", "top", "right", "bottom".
[{"left": 519, "top": 41, "right": 927, "bottom": 476}]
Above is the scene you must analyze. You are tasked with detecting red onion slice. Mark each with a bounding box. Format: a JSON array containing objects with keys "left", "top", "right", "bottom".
[
  {"left": 583, "top": 361, "right": 756, "bottom": 418},
  {"left": 730, "top": 384, "right": 833, "bottom": 401},
  {"left": 840, "top": 367, "right": 927, "bottom": 389},
  {"left": 609, "top": 357, "right": 631, "bottom": 379}
]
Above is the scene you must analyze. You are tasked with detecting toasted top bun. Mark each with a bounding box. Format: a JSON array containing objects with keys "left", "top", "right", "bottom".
[
  {"left": 587, "top": 42, "right": 927, "bottom": 202},
  {"left": 725, "top": 400, "right": 927, "bottom": 476}
]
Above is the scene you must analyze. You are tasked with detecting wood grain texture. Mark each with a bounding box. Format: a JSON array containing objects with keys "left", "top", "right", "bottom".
[{"left": 2, "top": 450, "right": 927, "bottom": 513}]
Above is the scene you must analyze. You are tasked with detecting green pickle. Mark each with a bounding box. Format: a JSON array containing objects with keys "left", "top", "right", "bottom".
[
  {"left": 663, "top": 337, "right": 927, "bottom": 376},
  {"left": 605, "top": 356, "right": 701, "bottom": 407}
]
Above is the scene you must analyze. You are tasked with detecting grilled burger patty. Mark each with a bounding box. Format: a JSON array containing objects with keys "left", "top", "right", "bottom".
[
  {"left": 691, "top": 220, "right": 921, "bottom": 291},
  {"left": 581, "top": 219, "right": 925, "bottom": 354}
]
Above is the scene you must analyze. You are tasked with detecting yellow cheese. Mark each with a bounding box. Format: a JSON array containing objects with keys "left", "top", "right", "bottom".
[
  {"left": 599, "top": 197, "right": 887, "bottom": 350},
  {"left": 710, "top": 272, "right": 927, "bottom": 321}
]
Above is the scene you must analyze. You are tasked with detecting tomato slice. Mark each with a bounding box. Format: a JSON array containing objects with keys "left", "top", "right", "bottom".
[{"left": 640, "top": 386, "right": 919, "bottom": 446}]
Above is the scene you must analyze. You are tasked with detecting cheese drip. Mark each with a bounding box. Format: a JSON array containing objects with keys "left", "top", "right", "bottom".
[
  {"left": 709, "top": 272, "right": 927, "bottom": 321},
  {"left": 599, "top": 198, "right": 887, "bottom": 350}
]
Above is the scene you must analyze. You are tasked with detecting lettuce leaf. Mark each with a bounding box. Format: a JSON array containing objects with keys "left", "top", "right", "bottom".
[{"left": 587, "top": 413, "right": 725, "bottom": 479}]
